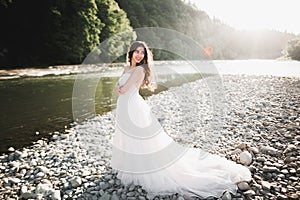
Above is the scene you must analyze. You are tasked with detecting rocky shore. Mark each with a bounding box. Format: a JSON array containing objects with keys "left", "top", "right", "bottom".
[{"left": 0, "top": 74, "right": 299, "bottom": 200}]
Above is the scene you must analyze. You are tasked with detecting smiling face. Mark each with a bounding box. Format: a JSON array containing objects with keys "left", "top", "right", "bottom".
[{"left": 131, "top": 46, "right": 145, "bottom": 66}]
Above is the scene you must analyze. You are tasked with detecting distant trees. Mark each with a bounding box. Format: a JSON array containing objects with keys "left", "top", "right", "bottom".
[
  {"left": 115, "top": 0, "right": 296, "bottom": 60},
  {"left": 0, "top": 0, "right": 299, "bottom": 68},
  {"left": 286, "top": 38, "right": 300, "bottom": 60}
]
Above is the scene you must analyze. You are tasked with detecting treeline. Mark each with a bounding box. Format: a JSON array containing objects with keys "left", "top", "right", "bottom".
[
  {"left": 116, "top": 0, "right": 297, "bottom": 60},
  {"left": 0, "top": 0, "right": 132, "bottom": 68},
  {"left": 286, "top": 37, "right": 300, "bottom": 60},
  {"left": 0, "top": 0, "right": 299, "bottom": 69}
]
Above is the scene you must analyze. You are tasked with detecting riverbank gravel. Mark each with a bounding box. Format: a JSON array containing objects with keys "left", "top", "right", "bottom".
[{"left": 0, "top": 74, "right": 299, "bottom": 200}]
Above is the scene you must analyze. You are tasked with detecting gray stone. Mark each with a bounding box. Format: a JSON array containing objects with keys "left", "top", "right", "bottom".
[
  {"left": 243, "top": 190, "right": 255, "bottom": 196},
  {"left": 51, "top": 190, "right": 61, "bottom": 200},
  {"left": 248, "top": 146, "right": 259, "bottom": 154},
  {"left": 261, "top": 181, "right": 271, "bottom": 190},
  {"left": 239, "top": 151, "right": 252, "bottom": 165},
  {"left": 221, "top": 191, "right": 232, "bottom": 200},
  {"left": 237, "top": 182, "right": 250, "bottom": 191},
  {"left": 111, "top": 193, "right": 119, "bottom": 200},
  {"left": 70, "top": 177, "right": 82, "bottom": 188},
  {"left": 263, "top": 166, "right": 279, "bottom": 173},
  {"left": 21, "top": 192, "right": 36, "bottom": 199}
]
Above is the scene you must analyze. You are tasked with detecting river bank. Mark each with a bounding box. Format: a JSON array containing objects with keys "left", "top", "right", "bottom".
[{"left": 0, "top": 74, "right": 299, "bottom": 199}]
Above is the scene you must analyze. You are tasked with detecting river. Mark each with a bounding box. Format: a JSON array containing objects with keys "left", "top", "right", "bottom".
[{"left": 0, "top": 59, "right": 299, "bottom": 153}]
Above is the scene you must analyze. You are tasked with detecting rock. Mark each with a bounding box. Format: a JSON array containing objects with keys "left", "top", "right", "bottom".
[
  {"left": 51, "top": 190, "right": 61, "bottom": 200},
  {"left": 237, "top": 182, "right": 250, "bottom": 191},
  {"left": 243, "top": 190, "right": 255, "bottom": 196},
  {"left": 36, "top": 172, "right": 45, "bottom": 178},
  {"left": 111, "top": 194, "right": 119, "bottom": 200},
  {"left": 81, "top": 170, "right": 91, "bottom": 177},
  {"left": 263, "top": 166, "right": 279, "bottom": 173},
  {"left": 283, "top": 144, "right": 297, "bottom": 154},
  {"left": 9, "top": 177, "right": 21, "bottom": 184},
  {"left": 126, "top": 191, "right": 136, "bottom": 197},
  {"left": 256, "top": 156, "right": 266, "bottom": 162},
  {"left": 70, "top": 177, "right": 82, "bottom": 188},
  {"left": 277, "top": 194, "right": 288, "bottom": 200},
  {"left": 261, "top": 181, "right": 271, "bottom": 190},
  {"left": 236, "top": 143, "right": 247, "bottom": 150},
  {"left": 239, "top": 151, "right": 252, "bottom": 165},
  {"left": 38, "top": 166, "right": 50, "bottom": 174},
  {"left": 21, "top": 192, "right": 36, "bottom": 199},
  {"left": 248, "top": 147, "right": 259, "bottom": 154},
  {"left": 8, "top": 147, "right": 15, "bottom": 152},
  {"left": 221, "top": 191, "right": 232, "bottom": 200},
  {"left": 20, "top": 185, "right": 28, "bottom": 194},
  {"left": 260, "top": 146, "right": 279, "bottom": 156},
  {"left": 36, "top": 183, "right": 53, "bottom": 195}
]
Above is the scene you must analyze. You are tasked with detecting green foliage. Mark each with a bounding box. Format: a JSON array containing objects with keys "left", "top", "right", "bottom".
[
  {"left": 116, "top": 0, "right": 296, "bottom": 60},
  {"left": 286, "top": 38, "right": 300, "bottom": 60},
  {"left": 45, "top": 0, "right": 103, "bottom": 65},
  {"left": 0, "top": 0, "right": 134, "bottom": 68},
  {"left": 0, "top": 0, "right": 298, "bottom": 68},
  {"left": 0, "top": 0, "right": 12, "bottom": 7},
  {"left": 94, "top": 0, "right": 134, "bottom": 63}
]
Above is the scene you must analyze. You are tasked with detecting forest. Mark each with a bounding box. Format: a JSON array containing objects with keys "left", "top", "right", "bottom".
[{"left": 0, "top": 0, "right": 299, "bottom": 69}]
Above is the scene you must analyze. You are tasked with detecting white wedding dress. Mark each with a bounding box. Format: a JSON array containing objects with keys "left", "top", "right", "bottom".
[{"left": 111, "top": 69, "right": 251, "bottom": 199}]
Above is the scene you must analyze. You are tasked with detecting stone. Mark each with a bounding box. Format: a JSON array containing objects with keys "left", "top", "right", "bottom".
[
  {"left": 263, "top": 166, "right": 279, "bottom": 173},
  {"left": 51, "top": 190, "right": 61, "bottom": 200},
  {"left": 277, "top": 194, "right": 288, "bottom": 200},
  {"left": 221, "top": 191, "right": 232, "bottom": 200},
  {"left": 261, "top": 181, "right": 271, "bottom": 190},
  {"left": 243, "top": 190, "right": 255, "bottom": 196},
  {"left": 8, "top": 147, "right": 15, "bottom": 152},
  {"left": 36, "top": 183, "right": 53, "bottom": 194},
  {"left": 126, "top": 191, "right": 136, "bottom": 197},
  {"left": 283, "top": 144, "right": 297, "bottom": 154},
  {"left": 9, "top": 177, "right": 21, "bottom": 184},
  {"left": 239, "top": 151, "right": 252, "bottom": 165},
  {"left": 111, "top": 194, "right": 119, "bottom": 200},
  {"left": 248, "top": 146, "right": 259, "bottom": 154},
  {"left": 237, "top": 182, "right": 250, "bottom": 191},
  {"left": 260, "top": 146, "right": 279, "bottom": 156},
  {"left": 21, "top": 192, "right": 36, "bottom": 199},
  {"left": 70, "top": 177, "right": 82, "bottom": 188}
]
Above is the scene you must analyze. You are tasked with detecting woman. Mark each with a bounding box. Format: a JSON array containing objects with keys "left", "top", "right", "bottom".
[{"left": 112, "top": 41, "right": 251, "bottom": 199}]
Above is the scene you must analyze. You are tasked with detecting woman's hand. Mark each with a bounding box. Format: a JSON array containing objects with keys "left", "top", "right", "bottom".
[
  {"left": 114, "top": 83, "right": 125, "bottom": 95},
  {"left": 114, "top": 83, "right": 121, "bottom": 95}
]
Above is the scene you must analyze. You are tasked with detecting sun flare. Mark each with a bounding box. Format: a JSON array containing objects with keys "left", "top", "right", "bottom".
[{"left": 190, "top": 0, "right": 300, "bottom": 34}]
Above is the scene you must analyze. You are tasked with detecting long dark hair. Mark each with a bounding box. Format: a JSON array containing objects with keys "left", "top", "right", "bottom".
[{"left": 127, "top": 41, "right": 155, "bottom": 91}]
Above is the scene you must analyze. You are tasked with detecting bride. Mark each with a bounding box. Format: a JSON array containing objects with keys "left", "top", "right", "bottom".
[{"left": 111, "top": 41, "right": 251, "bottom": 199}]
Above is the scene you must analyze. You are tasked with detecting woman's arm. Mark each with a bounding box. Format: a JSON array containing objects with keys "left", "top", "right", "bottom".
[
  {"left": 119, "top": 66, "right": 145, "bottom": 94},
  {"left": 114, "top": 66, "right": 129, "bottom": 95}
]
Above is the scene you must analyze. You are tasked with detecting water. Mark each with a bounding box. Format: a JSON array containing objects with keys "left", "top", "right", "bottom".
[
  {"left": 0, "top": 59, "right": 299, "bottom": 153},
  {"left": 0, "top": 66, "right": 202, "bottom": 153}
]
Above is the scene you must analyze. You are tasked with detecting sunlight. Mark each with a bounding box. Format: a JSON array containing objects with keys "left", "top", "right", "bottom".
[{"left": 191, "top": 0, "right": 300, "bottom": 34}]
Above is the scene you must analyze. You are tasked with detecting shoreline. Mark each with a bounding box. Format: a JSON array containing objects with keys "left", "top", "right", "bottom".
[
  {"left": 0, "top": 74, "right": 299, "bottom": 199},
  {"left": 1, "top": 59, "right": 300, "bottom": 80}
]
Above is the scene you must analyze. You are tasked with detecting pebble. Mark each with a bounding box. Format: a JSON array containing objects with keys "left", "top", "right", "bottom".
[
  {"left": 239, "top": 151, "right": 252, "bottom": 166},
  {"left": 237, "top": 182, "right": 250, "bottom": 191},
  {"left": 0, "top": 75, "right": 299, "bottom": 199}
]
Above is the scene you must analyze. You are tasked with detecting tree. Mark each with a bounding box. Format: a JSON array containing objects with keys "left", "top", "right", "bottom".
[
  {"left": 44, "top": 0, "right": 103, "bottom": 65},
  {"left": 287, "top": 38, "right": 300, "bottom": 60}
]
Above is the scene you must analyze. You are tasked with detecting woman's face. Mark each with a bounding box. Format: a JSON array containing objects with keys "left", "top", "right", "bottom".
[{"left": 132, "top": 46, "right": 145, "bottom": 65}]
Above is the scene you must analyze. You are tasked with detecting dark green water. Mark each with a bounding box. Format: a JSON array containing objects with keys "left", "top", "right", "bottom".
[{"left": 0, "top": 72, "right": 203, "bottom": 153}]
